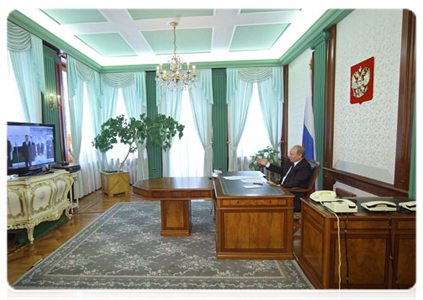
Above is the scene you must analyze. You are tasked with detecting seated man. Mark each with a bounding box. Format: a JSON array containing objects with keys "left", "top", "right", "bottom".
[{"left": 256, "top": 145, "right": 312, "bottom": 212}]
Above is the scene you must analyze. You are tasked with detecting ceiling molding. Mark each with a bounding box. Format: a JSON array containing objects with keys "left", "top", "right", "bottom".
[
  {"left": 278, "top": 9, "right": 354, "bottom": 65},
  {"left": 8, "top": 9, "right": 354, "bottom": 72}
]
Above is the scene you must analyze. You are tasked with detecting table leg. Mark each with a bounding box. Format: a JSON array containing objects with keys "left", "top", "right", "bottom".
[{"left": 160, "top": 200, "right": 191, "bottom": 236}]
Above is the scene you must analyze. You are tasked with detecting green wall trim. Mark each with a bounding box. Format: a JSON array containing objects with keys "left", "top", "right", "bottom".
[
  {"left": 8, "top": 10, "right": 102, "bottom": 72},
  {"left": 310, "top": 32, "right": 330, "bottom": 50},
  {"left": 212, "top": 69, "right": 228, "bottom": 172},
  {"left": 145, "top": 71, "right": 162, "bottom": 179},
  {"left": 278, "top": 9, "right": 353, "bottom": 64},
  {"left": 313, "top": 41, "right": 327, "bottom": 189}
]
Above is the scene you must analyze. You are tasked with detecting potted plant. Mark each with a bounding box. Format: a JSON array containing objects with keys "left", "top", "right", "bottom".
[
  {"left": 92, "top": 113, "right": 184, "bottom": 196},
  {"left": 249, "top": 146, "right": 281, "bottom": 183}
]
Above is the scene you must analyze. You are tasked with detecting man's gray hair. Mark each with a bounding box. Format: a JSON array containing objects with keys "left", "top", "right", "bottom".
[{"left": 293, "top": 145, "right": 306, "bottom": 158}]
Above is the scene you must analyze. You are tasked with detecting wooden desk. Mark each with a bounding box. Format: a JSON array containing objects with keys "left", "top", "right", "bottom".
[
  {"left": 133, "top": 177, "right": 214, "bottom": 236},
  {"left": 214, "top": 173, "right": 295, "bottom": 260},
  {"left": 296, "top": 197, "right": 416, "bottom": 289}
]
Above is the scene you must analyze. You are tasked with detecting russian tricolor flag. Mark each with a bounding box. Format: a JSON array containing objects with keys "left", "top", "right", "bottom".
[
  {"left": 302, "top": 93, "right": 316, "bottom": 190},
  {"left": 302, "top": 94, "right": 315, "bottom": 161}
]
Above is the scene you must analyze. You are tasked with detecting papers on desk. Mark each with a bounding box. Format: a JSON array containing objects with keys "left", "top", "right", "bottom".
[
  {"left": 223, "top": 175, "right": 265, "bottom": 181},
  {"left": 241, "top": 177, "right": 267, "bottom": 183},
  {"left": 243, "top": 184, "right": 263, "bottom": 189}
]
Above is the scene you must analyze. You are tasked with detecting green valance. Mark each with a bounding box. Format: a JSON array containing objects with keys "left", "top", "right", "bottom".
[
  {"left": 7, "top": 21, "right": 31, "bottom": 51},
  {"left": 226, "top": 66, "right": 284, "bottom": 104},
  {"left": 102, "top": 72, "right": 147, "bottom": 107},
  {"left": 7, "top": 21, "right": 46, "bottom": 94}
]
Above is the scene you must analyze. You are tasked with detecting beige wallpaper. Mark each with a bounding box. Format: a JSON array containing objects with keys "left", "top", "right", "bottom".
[
  {"left": 333, "top": 9, "right": 403, "bottom": 186},
  {"left": 287, "top": 48, "right": 313, "bottom": 151}
]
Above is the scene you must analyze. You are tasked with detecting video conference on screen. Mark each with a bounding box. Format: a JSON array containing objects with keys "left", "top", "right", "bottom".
[{"left": 7, "top": 125, "right": 55, "bottom": 170}]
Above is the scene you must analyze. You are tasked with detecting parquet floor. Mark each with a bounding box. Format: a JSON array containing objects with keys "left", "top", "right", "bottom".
[{"left": 7, "top": 188, "right": 302, "bottom": 285}]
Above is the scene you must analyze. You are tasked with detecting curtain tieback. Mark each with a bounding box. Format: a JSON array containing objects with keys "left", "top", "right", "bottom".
[{"left": 228, "top": 143, "right": 237, "bottom": 153}]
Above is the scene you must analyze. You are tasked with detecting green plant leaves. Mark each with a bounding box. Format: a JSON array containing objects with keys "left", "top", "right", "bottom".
[
  {"left": 92, "top": 113, "right": 185, "bottom": 171},
  {"left": 248, "top": 146, "right": 281, "bottom": 171}
]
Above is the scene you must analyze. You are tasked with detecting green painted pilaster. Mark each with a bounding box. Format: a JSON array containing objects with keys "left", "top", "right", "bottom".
[
  {"left": 145, "top": 71, "right": 162, "bottom": 178},
  {"left": 212, "top": 69, "right": 228, "bottom": 171},
  {"left": 311, "top": 33, "right": 329, "bottom": 189},
  {"left": 42, "top": 45, "right": 61, "bottom": 162}
]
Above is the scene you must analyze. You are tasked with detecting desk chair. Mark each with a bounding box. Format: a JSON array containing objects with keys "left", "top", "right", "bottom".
[{"left": 285, "top": 159, "right": 321, "bottom": 229}]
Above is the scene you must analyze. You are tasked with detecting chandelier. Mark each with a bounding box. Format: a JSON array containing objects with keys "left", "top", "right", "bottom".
[{"left": 156, "top": 21, "right": 198, "bottom": 92}]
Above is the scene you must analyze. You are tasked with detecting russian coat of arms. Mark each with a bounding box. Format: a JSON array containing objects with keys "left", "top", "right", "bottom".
[{"left": 350, "top": 57, "right": 374, "bottom": 104}]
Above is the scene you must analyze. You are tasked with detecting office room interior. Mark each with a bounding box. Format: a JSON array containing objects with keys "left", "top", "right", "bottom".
[{"left": 4, "top": 5, "right": 419, "bottom": 299}]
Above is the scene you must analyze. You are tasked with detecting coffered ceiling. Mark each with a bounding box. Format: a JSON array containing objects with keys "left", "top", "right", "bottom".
[{"left": 13, "top": 8, "right": 330, "bottom": 68}]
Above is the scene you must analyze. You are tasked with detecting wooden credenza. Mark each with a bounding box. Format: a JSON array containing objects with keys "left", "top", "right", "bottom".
[
  {"left": 214, "top": 172, "right": 295, "bottom": 260},
  {"left": 7, "top": 170, "right": 74, "bottom": 243},
  {"left": 296, "top": 197, "right": 416, "bottom": 289}
]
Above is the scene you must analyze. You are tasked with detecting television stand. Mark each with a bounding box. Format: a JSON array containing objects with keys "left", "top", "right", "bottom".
[
  {"left": 7, "top": 169, "right": 74, "bottom": 243},
  {"left": 18, "top": 169, "right": 54, "bottom": 177}
]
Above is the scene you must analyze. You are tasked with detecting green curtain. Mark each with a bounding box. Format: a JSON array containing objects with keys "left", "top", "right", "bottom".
[
  {"left": 408, "top": 19, "right": 420, "bottom": 200},
  {"left": 42, "top": 45, "right": 61, "bottom": 161},
  {"left": 311, "top": 32, "right": 329, "bottom": 190},
  {"left": 146, "top": 71, "right": 162, "bottom": 178},
  {"left": 212, "top": 69, "right": 228, "bottom": 171}
]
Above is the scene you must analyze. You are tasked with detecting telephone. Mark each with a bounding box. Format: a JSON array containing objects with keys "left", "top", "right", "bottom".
[
  {"left": 399, "top": 201, "right": 416, "bottom": 212},
  {"left": 323, "top": 199, "right": 358, "bottom": 213},
  {"left": 361, "top": 201, "right": 397, "bottom": 212},
  {"left": 310, "top": 190, "right": 337, "bottom": 202}
]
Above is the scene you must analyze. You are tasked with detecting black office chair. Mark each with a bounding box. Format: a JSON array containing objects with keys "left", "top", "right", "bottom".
[{"left": 285, "top": 159, "right": 321, "bottom": 228}]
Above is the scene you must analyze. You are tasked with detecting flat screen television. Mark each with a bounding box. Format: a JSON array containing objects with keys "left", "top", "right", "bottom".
[{"left": 7, "top": 121, "right": 57, "bottom": 175}]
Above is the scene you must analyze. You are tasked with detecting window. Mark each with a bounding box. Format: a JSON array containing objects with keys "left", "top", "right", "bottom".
[
  {"left": 61, "top": 70, "right": 73, "bottom": 164},
  {"left": 107, "top": 90, "right": 137, "bottom": 166},
  {"left": 237, "top": 83, "right": 271, "bottom": 168},
  {"left": 169, "top": 91, "right": 205, "bottom": 177}
]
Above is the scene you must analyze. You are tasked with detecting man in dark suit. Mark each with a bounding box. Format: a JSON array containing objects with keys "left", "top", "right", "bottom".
[
  {"left": 4, "top": 133, "right": 12, "bottom": 170},
  {"left": 22, "top": 135, "right": 35, "bottom": 167},
  {"left": 256, "top": 145, "right": 312, "bottom": 212}
]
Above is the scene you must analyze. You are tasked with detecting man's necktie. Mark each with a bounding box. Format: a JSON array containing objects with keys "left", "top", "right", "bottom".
[{"left": 281, "top": 165, "right": 293, "bottom": 184}]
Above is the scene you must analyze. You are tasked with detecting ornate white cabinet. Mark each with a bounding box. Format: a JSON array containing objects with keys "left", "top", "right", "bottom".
[{"left": 7, "top": 169, "right": 73, "bottom": 243}]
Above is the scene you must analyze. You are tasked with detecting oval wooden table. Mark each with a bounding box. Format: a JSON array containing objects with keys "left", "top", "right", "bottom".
[{"left": 133, "top": 177, "right": 214, "bottom": 236}]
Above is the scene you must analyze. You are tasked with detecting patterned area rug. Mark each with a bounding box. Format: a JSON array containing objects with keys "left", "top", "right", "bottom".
[{"left": 12, "top": 201, "right": 313, "bottom": 289}]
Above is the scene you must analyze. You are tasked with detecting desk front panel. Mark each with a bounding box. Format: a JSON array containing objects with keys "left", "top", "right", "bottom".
[{"left": 214, "top": 177, "right": 294, "bottom": 260}]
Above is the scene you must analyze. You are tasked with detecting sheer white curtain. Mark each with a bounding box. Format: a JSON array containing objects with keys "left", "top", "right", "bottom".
[
  {"left": 158, "top": 91, "right": 182, "bottom": 177},
  {"left": 7, "top": 21, "right": 45, "bottom": 123},
  {"left": 7, "top": 52, "right": 25, "bottom": 122},
  {"left": 78, "top": 83, "right": 101, "bottom": 197},
  {"left": 105, "top": 90, "right": 139, "bottom": 182},
  {"left": 188, "top": 69, "right": 213, "bottom": 176},
  {"left": 237, "top": 84, "right": 271, "bottom": 170},
  {"left": 227, "top": 79, "right": 253, "bottom": 171},
  {"left": 169, "top": 91, "right": 205, "bottom": 177}
]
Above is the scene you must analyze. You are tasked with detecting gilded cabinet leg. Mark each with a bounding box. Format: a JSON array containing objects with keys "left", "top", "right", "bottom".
[
  {"left": 65, "top": 207, "right": 72, "bottom": 219},
  {"left": 27, "top": 226, "right": 34, "bottom": 244}
]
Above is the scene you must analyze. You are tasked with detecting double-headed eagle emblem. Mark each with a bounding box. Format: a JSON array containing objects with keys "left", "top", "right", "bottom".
[{"left": 351, "top": 66, "right": 371, "bottom": 98}]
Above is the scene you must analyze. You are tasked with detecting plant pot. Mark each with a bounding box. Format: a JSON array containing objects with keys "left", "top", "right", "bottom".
[{"left": 100, "top": 171, "right": 130, "bottom": 197}]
